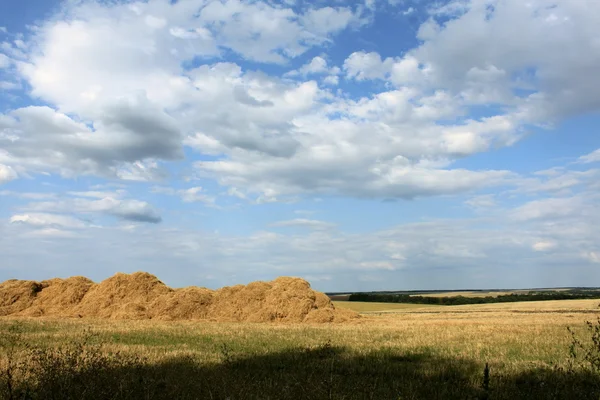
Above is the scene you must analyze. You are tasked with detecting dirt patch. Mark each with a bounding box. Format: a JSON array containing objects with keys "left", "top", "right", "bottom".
[{"left": 0, "top": 272, "right": 358, "bottom": 323}]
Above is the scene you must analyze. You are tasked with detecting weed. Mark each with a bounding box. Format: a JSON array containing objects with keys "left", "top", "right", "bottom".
[
  {"left": 481, "top": 362, "right": 490, "bottom": 400},
  {"left": 0, "top": 322, "right": 26, "bottom": 400},
  {"left": 568, "top": 318, "right": 600, "bottom": 372}
]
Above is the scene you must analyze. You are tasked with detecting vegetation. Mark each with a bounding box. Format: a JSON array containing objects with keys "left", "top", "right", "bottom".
[
  {"left": 1, "top": 300, "right": 600, "bottom": 399},
  {"left": 349, "top": 290, "right": 600, "bottom": 306}
]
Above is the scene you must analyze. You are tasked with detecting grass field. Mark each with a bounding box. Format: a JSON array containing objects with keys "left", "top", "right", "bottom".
[{"left": 1, "top": 299, "right": 600, "bottom": 399}]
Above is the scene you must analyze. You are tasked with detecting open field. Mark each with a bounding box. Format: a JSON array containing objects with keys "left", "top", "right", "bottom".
[
  {"left": 333, "top": 301, "right": 440, "bottom": 312},
  {"left": 2, "top": 299, "right": 600, "bottom": 399},
  {"left": 339, "top": 299, "right": 600, "bottom": 314}
]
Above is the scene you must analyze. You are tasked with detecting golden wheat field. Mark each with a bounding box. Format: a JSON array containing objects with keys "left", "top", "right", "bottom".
[{"left": 2, "top": 298, "right": 600, "bottom": 399}]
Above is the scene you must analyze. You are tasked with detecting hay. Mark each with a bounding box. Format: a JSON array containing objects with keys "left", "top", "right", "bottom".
[
  {"left": 0, "top": 279, "right": 43, "bottom": 316},
  {"left": 18, "top": 277, "right": 94, "bottom": 317},
  {"left": 73, "top": 272, "right": 172, "bottom": 319},
  {"left": 0, "top": 272, "right": 358, "bottom": 323},
  {"left": 149, "top": 287, "right": 214, "bottom": 321}
]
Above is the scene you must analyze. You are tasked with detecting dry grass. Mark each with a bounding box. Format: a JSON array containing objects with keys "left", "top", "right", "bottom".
[
  {"left": 1, "top": 300, "right": 598, "bottom": 367},
  {"left": 1, "top": 298, "right": 600, "bottom": 398},
  {"left": 333, "top": 301, "right": 439, "bottom": 312}
]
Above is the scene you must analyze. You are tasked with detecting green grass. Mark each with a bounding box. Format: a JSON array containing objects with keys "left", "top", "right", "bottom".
[{"left": 1, "top": 310, "right": 600, "bottom": 399}]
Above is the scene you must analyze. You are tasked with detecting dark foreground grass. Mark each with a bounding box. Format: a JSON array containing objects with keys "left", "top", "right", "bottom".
[
  {"left": 3, "top": 314, "right": 600, "bottom": 400},
  {"left": 2, "top": 330, "right": 600, "bottom": 400}
]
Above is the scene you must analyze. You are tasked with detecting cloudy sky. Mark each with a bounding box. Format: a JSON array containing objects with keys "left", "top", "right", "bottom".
[{"left": 1, "top": 0, "right": 599, "bottom": 291}]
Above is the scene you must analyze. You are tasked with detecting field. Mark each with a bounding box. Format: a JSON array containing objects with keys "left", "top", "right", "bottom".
[
  {"left": 415, "top": 291, "right": 521, "bottom": 298},
  {"left": 333, "top": 301, "right": 439, "bottom": 312},
  {"left": 337, "top": 298, "right": 600, "bottom": 313},
  {"left": 2, "top": 299, "right": 600, "bottom": 399}
]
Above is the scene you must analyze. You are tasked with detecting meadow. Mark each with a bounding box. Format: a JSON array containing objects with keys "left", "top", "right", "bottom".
[{"left": 2, "top": 299, "right": 600, "bottom": 399}]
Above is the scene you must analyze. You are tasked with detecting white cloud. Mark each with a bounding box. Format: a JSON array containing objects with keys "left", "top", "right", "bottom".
[
  {"left": 270, "top": 218, "right": 335, "bottom": 230},
  {"left": 152, "top": 186, "right": 215, "bottom": 205},
  {"left": 10, "top": 213, "right": 88, "bottom": 229},
  {"left": 286, "top": 55, "right": 341, "bottom": 86},
  {"left": 179, "top": 187, "right": 215, "bottom": 204},
  {"left": 532, "top": 241, "right": 556, "bottom": 252},
  {"left": 289, "top": 56, "right": 331, "bottom": 76},
  {"left": 198, "top": 1, "right": 360, "bottom": 63},
  {"left": 322, "top": 75, "right": 339, "bottom": 86},
  {"left": 3, "top": 0, "right": 596, "bottom": 204},
  {"left": 21, "top": 195, "right": 162, "bottom": 224},
  {"left": 343, "top": 51, "right": 395, "bottom": 81},
  {"left": 1, "top": 101, "right": 182, "bottom": 179},
  {"left": 578, "top": 148, "right": 600, "bottom": 164},
  {"left": 510, "top": 196, "right": 588, "bottom": 221},
  {"left": 517, "top": 168, "right": 599, "bottom": 195},
  {"left": 0, "top": 164, "right": 17, "bottom": 184}
]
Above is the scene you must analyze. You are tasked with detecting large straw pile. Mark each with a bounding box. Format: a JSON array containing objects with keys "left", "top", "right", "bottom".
[{"left": 0, "top": 272, "right": 357, "bottom": 323}]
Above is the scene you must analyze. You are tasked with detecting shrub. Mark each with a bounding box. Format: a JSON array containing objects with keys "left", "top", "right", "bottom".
[{"left": 567, "top": 318, "right": 600, "bottom": 372}]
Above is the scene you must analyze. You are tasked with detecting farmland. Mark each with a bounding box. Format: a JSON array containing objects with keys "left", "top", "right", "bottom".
[{"left": 2, "top": 298, "right": 600, "bottom": 399}]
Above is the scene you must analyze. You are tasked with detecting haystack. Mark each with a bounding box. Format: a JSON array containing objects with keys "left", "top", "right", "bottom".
[
  {"left": 0, "top": 279, "right": 43, "bottom": 316},
  {"left": 149, "top": 287, "right": 214, "bottom": 321},
  {"left": 0, "top": 272, "right": 358, "bottom": 323},
  {"left": 73, "top": 272, "right": 172, "bottom": 319},
  {"left": 208, "top": 277, "right": 351, "bottom": 323},
  {"left": 18, "top": 276, "right": 94, "bottom": 317}
]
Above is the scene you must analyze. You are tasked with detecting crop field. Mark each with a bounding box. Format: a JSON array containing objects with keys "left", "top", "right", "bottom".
[
  {"left": 2, "top": 299, "right": 600, "bottom": 399},
  {"left": 333, "top": 301, "right": 440, "bottom": 312}
]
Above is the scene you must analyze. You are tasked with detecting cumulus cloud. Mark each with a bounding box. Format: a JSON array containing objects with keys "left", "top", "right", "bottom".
[
  {"left": 0, "top": 98, "right": 182, "bottom": 179},
  {"left": 21, "top": 195, "right": 162, "bottom": 224},
  {"left": 417, "top": 0, "right": 600, "bottom": 119},
  {"left": 2, "top": 0, "right": 597, "bottom": 204},
  {"left": 286, "top": 55, "right": 341, "bottom": 79}
]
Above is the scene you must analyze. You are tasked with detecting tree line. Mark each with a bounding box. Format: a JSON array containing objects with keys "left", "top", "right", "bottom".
[{"left": 348, "top": 290, "right": 600, "bottom": 305}]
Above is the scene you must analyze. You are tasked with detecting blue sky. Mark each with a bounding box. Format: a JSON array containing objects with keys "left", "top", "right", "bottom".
[{"left": 1, "top": 0, "right": 600, "bottom": 291}]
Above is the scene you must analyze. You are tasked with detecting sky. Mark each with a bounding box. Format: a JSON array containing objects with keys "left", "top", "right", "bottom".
[{"left": 1, "top": 0, "right": 600, "bottom": 292}]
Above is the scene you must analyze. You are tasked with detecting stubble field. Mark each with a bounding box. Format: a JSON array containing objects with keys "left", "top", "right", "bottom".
[{"left": 1, "top": 299, "right": 600, "bottom": 399}]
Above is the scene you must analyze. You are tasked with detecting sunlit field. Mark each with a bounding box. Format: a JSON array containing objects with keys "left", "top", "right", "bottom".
[
  {"left": 2, "top": 299, "right": 600, "bottom": 399},
  {"left": 332, "top": 301, "right": 439, "bottom": 312}
]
